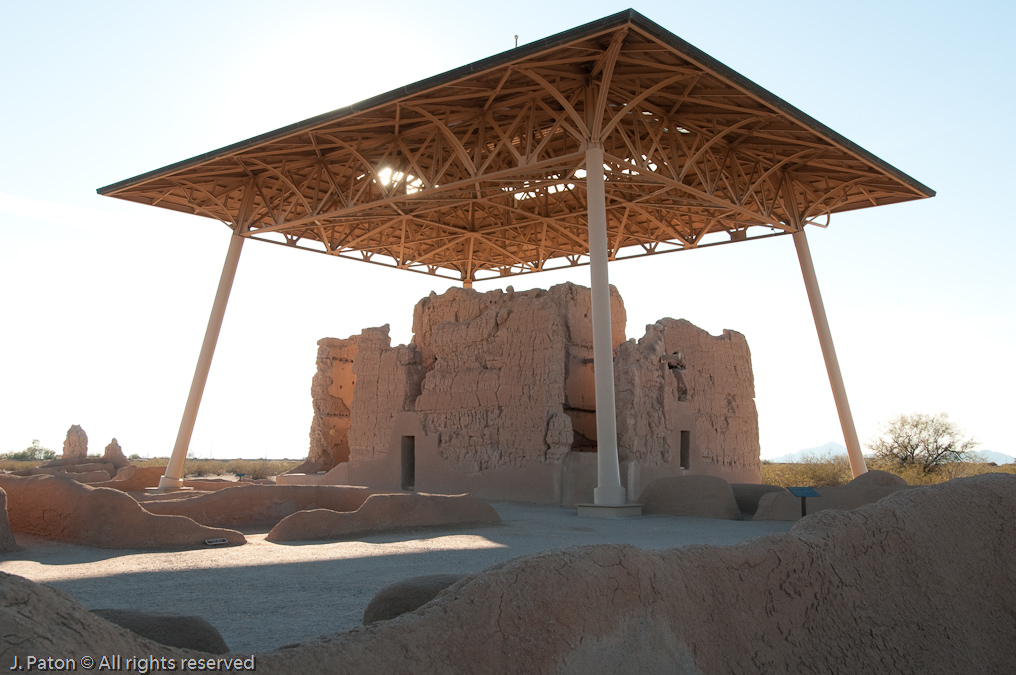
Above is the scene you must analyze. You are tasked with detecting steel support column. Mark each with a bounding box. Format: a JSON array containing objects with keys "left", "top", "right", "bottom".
[
  {"left": 158, "top": 232, "right": 245, "bottom": 490},
  {"left": 793, "top": 229, "right": 867, "bottom": 478},
  {"left": 586, "top": 144, "right": 626, "bottom": 505}
]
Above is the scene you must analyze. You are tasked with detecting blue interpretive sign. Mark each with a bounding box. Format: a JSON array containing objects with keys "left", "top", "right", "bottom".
[{"left": 787, "top": 486, "right": 821, "bottom": 517}]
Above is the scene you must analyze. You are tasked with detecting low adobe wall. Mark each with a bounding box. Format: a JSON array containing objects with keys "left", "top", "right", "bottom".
[
  {"left": 754, "top": 470, "right": 914, "bottom": 520},
  {"left": 3, "top": 474, "right": 1014, "bottom": 673},
  {"left": 0, "top": 474, "right": 243, "bottom": 549},
  {"left": 265, "top": 493, "right": 501, "bottom": 542},
  {"left": 138, "top": 485, "right": 378, "bottom": 529}
]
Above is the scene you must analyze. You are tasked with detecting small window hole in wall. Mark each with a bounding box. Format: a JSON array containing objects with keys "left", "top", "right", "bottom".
[
  {"left": 665, "top": 352, "right": 688, "bottom": 402},
  {"left": 680, "top": 431, "right": 691, "bottom": 470},
  {"left": 401, "top": 436, "right": 416, "bottom": 491}
]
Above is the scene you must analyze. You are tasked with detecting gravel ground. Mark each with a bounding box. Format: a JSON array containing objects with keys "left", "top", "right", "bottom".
[{"left": 0, "top": 502, "right": 793, "bottom": 653}]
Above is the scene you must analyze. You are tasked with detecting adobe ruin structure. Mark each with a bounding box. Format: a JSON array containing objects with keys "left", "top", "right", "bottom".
[{"left": 284, "top": 283, "right": 761, "bottom": 504}]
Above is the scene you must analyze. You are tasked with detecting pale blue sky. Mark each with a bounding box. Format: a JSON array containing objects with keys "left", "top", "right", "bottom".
[{"left": 2, "top": 1, "right": 1013, "bottom": 460}]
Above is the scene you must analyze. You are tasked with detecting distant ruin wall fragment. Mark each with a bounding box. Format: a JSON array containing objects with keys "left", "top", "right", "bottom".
[{"left": 63, "top": 425, "right": 87, "bottom": 459}]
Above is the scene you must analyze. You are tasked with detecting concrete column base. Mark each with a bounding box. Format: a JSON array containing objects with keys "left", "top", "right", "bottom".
[
  {"left": 577, "top": 503, "right": 643, "bottom": 519},
  {"left": 593, "top": 484, "right": 627, "bottom": 506},
  {"left": 156, "top": 476, "right": 185, "bottom": 491},
  {"left": 145, "top": 487, "right": 195, "bottom": 495}
]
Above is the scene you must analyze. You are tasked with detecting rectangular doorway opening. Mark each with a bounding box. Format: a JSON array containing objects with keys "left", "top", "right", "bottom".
[
  {"left": 680, "top": 431, "right": 690, "bottom": 470},
  {"left": 401, "top": 436, "right": 416, "bottom": 491}
]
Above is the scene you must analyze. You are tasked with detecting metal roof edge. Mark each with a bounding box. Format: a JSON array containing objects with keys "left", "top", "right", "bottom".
[
  {"left": 624, "top": 11, "right": 935, "bottom": 198},
  {"left": 96, "top": 9, "right": 638, "bottom": 195},
  {"left": 98, "top": 8, "right": 934, "bottom": 199}
]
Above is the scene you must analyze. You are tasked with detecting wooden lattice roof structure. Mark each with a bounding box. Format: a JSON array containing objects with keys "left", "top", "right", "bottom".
[{"left": 98, "top": 9, "right": 933, "bottom": 284}]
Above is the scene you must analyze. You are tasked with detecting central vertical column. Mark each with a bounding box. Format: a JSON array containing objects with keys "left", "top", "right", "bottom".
[
  {"left": 586, "top": 144, "right": 626, "bottom": 506},
  {"left": 158, "top": 231, "right": 245, "bottom": 490}
]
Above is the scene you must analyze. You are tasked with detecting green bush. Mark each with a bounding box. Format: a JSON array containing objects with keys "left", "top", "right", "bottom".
[{"left": 1, "top": 439, "right": 56, "bottom": 462}]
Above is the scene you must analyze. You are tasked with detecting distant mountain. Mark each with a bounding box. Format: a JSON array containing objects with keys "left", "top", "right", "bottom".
[
  {"left": 971, "top": 450, "right": 1016, "bottom": 464},
  {"left": 767, "top": 442, "right": 847, "bottom": 463}
]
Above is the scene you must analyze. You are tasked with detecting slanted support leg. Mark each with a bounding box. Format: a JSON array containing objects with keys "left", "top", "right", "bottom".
[
  {"left": 586, "top": 144, "right": 626, "bottom": 506},
  {"left": 793, "top": 229, "right": 867, "bottom": 478},
  {"left": 158, "top": 233, "right": 245, "bottom": 490}
]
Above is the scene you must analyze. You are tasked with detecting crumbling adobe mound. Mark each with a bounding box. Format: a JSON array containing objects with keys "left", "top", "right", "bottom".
[
  {"left": 62, "top": 424, "right": 88, "bottom": 458},
  {"left": 848, "top": 469, "right": 909, "bottom": 487},
  {"left": 362, "top": 574, "right": 466, "bottom": 625},
  {"left": 730, "top": 483, "right": 788, "bottom": 518},
  {"left": 0, "top": 474, "right": 244, "bottom": 549},
  {"left": 267, "top": 473, "right": 1016, "bottom": 672},
  {"left": 139, "top": 485, "right": 377, "bottom": 529},
  {"left": 3, "top": 475, "right": 1015, "bottom": 674},
  {"left": 91, "top": 609, "right": 230, "bottom": 654},
  {"left": 265, "top": 493, "right": 501, "bottom": 542},
  {"left": 62, "top": 469, "right": 113, "bottom": 484},
  {"left": 11, "top": 462, "right": 114, "bottom": 482},
  {"left": 637, "top": 475, "right": 742, "bottom": 519},
  {"left": 754, "top": 476, "right": 912, "bottom": 521},
  {"left": 91, "top": 465, "right": 166, "bottom": 491},
  {"left": 102, "top": 438, "right": 131, "bottom": 470},
  {"left": 0, "top": 572, "right": 194, "bottom": 659},
  {"left": 0, "top": 488, "right": 19, "bottom": 553}
]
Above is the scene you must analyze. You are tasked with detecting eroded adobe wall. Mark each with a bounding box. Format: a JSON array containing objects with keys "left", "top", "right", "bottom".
[
  {"left": 347, "top": 326, "right": 426, "bottom": 462},
  {"left": 613, "top": 324, "right": 677, "bottom": 466},
  {"left": 667, "top": 319, "right": 759, "bottom": 479},
  {"left": 63, "top": 425, "right": 87, "bottom": 458},
  {"left": 307, "top": 284, "right": 759, "bottom": 492},
  {"left": 411, "top": 283, "right": 624, "bottom": 471},
  {"left": 614, "top": 318, "right": 760, "bottom": 481},
  {"left": 307, "top": 336, "right": 359, "bottom": 471}
]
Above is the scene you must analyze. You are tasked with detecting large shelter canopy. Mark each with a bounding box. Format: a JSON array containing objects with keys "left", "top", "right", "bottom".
[
  {"left": 98, "top": 9, "right": 933, "bottom": 498},
  {"left": 99, "top": 9, "right": 933, "bottom": 284}
]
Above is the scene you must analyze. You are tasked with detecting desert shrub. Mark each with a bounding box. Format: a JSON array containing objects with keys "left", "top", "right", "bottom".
[
  {"left": 0, "top": 459, "right": 44, "bottom": 472},
  {"left": 869, "top": 412, "right": 978, "bottom": 475},
  {"left": 105, "top": 456, "right": 297, "bottom": 479},
  {"left": 133, "top": 458, "right": 170, "bottom": 468},
  {"left": 182, "top": 459, "right": 225, "bottom": 477},
  {"left": 761, "top": 454, "right": 853, "bottom": 488},
  {"left": 223, "top": 459, "right": 299, "bottom": 480},
  {"left": 761, "top": 454, "right": 1016, "bottom": 488},
  {"left": 867, "top": 457, "right": 1016, "bottom": 486},
  {"left": 1, "top": 440, "right": 56, "bottom": 462}
]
